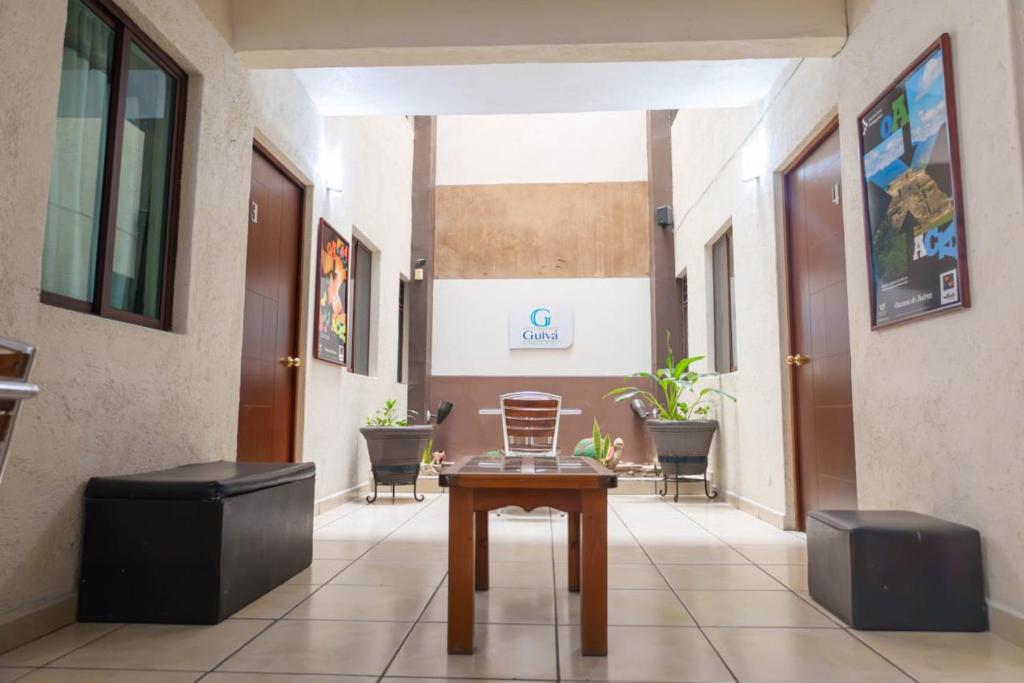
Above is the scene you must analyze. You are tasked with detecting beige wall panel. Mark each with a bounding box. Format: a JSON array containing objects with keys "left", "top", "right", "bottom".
[{"left": 435, "top": 182, "right": 650, "bottom": 278}]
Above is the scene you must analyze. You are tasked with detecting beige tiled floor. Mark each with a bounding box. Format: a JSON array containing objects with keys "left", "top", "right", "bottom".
[{"left": 3, "top": 493, "right": 1024, "bottom": 682}]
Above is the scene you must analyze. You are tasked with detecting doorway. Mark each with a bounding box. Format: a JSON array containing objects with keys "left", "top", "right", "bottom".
[
  {"left": 237, "top": 144, "right": 304, "bottom": 462},
  {"left": 784, "top": 124, "right": 857, "bottom": 527}
]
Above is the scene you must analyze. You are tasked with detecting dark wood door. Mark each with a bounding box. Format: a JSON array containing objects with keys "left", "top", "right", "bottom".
[
  {"left": 785, "top": 126, "right": 857, "bottom": 525},
  {"left": 237, "top": 147, "right": 303, "bottom": 462}
]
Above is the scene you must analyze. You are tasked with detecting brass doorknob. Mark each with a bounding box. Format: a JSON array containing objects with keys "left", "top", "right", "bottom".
[
  {"left": 786, "top": 353, "right": 810, "bottom": 367},
  {"left": 279, "top": 356, "right": 302, "bottom": 368}
]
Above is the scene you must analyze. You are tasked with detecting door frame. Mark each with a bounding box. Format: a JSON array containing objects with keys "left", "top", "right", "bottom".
[
  {"left": 778, "top": 116, "right": 844, "bottom": 530},
  {"left": 243, "top": 136, "right": 309, "bottom": 463}
]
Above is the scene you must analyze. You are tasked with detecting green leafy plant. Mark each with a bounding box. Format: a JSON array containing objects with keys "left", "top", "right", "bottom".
[
  {"left": 421, "top": 438, "right": 434, "bottom": 465},
  {"left": 591, "top": 419, "right": 613, "bottom": 465},
  {"left": 605, "top": 334, "right": 735, "bottom": 420},
  {"left": 365, "top": 398, "right": 416, "bottom": 427}
]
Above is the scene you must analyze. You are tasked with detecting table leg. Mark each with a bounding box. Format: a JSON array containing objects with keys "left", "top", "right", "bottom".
[
  {"left": 568, "top": 511, "right": 581, "bottom": 593},
  {"left": 475, "top": 510, "right": 489, "bottom": 590},
  {"left": 448, "top": 486, "right": 475, "bottom": 654},
  {"left": 580, "top": 489, "right": 608, "bottom": 656}
]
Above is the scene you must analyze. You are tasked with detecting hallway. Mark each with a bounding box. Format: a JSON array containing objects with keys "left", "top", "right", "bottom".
[{"left": 2, "top": 497, "right": 1022, "bottom": 682}]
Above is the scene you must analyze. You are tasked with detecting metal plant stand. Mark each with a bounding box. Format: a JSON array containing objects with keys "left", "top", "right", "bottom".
[
  {"left": 656, "top": 455, "right": 717, "bottom": 501},
  {"left": 366, "top": 464, "right": 424, "bottom": 503},
  {"left": 0, "top": 337, "right": 38, "bottom": 487}
]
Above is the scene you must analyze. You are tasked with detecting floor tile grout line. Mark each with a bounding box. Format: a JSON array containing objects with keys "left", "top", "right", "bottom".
[
  {"left": 34, "top": 622, "right": 129, "bottom": 668},
  {"left": 660, "top": 498, "right": 921, "bottom": 682},
  {"left": 376, "top": 564, "right": 449, "bottom": 682},
  {"left": 547, "top": 507, "right": 562, "bottom": 683},
  {"left": 200, "top": 494, "right": 444, "bottom": 680},
  {"left": 607, "top": 501, "right": 740, "bottom": 683}
]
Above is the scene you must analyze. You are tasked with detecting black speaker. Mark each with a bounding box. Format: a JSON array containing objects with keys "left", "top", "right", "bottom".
[{"left": 656, "top": 205, "right": 673, "bottom": 228}]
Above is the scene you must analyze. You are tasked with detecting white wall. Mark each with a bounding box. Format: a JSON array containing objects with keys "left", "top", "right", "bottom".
[
  {"left": 436, "top": 111, "right": 648, "bottom": 185},
  {"left": 839, "top": 0, "right": 1024, "bottom": 633},
  {"left": 432, "top": 278, "right": 650, "bottom": 376},
  {"left": 0, "top": 1, "right": 412, "bottom": 641},
  {"left": 247, "top": 74, "right": 414, "bottom": 502},
  {"left": 672, "top": 59, "right": 838, "bottom": 524},
  {"left": 303, "top": 116, "right": 413, "bottom": 501},
  {"left": 0, "top": 0, "right": 252, "bottom": 634},
  {"left": 433, "top": 111, "right": 651, "bottom": 379},
  {"left": 672, "top": 0, "right": 1024, "bottom": 635}
]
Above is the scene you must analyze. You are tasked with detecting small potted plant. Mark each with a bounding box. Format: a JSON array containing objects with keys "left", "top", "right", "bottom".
[
  {"left": 360, "top": 399, "right": 433, "bottom": 502},
  {"left": 573, "top": 419, "right": 623, "bottom": 470},
  {"left": 605, "top": 341, "right": 734, "bottom": 499}
]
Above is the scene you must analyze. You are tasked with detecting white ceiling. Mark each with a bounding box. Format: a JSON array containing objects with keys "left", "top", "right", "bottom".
[{"left": 292, "top": 59, "right": 793, "bottom": 116}]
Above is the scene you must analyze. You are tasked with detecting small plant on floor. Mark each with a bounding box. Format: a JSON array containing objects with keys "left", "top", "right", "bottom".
[{"left": 365, "top": 398, "right": 416, "bottom": 427}]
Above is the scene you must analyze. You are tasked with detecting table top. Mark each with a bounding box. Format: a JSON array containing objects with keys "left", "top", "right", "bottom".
[{"left": 439, "top": 454, "right": 617, "bottom": 489}]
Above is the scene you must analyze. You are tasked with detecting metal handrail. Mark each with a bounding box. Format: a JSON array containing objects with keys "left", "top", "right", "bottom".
[
  {"left": 0, "top": 381, "right": 39, "bottom": 402},
  {"left": 0, "top": 336, "right": 38, "bottom": 486}
]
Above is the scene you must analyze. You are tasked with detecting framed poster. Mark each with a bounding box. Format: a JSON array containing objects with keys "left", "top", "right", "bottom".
[
  {"left": 314, "top": 219, "right": 349, "bottom": 365},
  {"left": 858, "top": 33, "right": 970, "bottom": 329}
]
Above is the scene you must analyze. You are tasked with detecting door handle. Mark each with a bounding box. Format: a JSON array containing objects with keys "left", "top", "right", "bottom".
[
  {"left": 279, "top": 356, "right": 302, "bottom": 368},
  {"left": 786, "top": 353, "right": 810, "bottom": 367}
]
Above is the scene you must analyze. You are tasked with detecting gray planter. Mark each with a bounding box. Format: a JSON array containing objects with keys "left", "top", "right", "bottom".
[
  {"left": 360, "top": 425, "right": 433, "bottom": 502},
  {"left": 646, "top": 419, "right": 719, "bottom": 500}
]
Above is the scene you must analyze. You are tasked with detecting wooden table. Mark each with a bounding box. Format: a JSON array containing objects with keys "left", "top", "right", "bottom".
[{"left": 439, "top": 454, "right": 617, "bottom": 656}]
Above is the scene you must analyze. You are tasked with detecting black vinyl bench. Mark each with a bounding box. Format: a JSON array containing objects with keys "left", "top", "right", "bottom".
[
  {"left": 79, "top": 460, "right": 315, "bottom": 624},
  {"left": 807, "top": 510, "right": 987, "bottom": 631}
]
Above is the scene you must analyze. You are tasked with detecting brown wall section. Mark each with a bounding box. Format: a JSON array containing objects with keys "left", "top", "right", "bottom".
[
  {"left": 435, "top": 182, "right": 650, "bottom": 278},
  {"left": 430, "top": 375, "right": 653, "bottom": 463}
]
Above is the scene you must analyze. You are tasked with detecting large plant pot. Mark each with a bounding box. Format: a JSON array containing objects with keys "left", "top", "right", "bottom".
[
  {"left": 360, "top": 425, "right": 433, "bottom": 502},
  {"left": 646, "top": 419, "right": 719, "bottom": 499}
]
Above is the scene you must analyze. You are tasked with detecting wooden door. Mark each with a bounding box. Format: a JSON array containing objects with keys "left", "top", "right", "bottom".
[
  {"left": 785, "top": 126, "right": 857, "bottom": 525},
  {"left": 237, "top": 146, "right": 303, "bottom": 462}
]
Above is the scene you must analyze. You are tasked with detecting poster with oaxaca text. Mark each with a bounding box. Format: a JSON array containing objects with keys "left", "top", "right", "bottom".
[
  {"left": 314, "top": 219, "right": 349, "bottom": 365},
  {"left": 858, "top": 33, "right": 970, "bottom": 329}
]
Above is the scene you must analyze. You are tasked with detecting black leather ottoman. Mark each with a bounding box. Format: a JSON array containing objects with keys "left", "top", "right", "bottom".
[
  {"left": 79, "top": 460, "right": 315, "bottom": 624},
  {"left": 807, "top": 510, "right": 987, "bottom": 631}
]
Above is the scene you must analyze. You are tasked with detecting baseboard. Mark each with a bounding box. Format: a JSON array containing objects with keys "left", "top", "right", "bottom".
[
  {"left": 313, "top": 480, "right": 369, "bottom": 516},
  {"left": 0, "top": 594, "right": 76, "bottom": 655},
  {"left": 989, "top": 599, "right": 1024, "bottom": 647},
  {"left": 721, "top": 488, "right": 786, "bottom": 528}
]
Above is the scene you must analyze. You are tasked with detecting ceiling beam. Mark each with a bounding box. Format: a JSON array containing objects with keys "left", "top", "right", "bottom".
[{"left": 227, "top": 0, "right": 848, "bottom": 69}]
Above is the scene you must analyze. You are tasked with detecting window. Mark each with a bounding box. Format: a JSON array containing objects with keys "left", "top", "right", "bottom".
[
  {"left": 712, "top": 229, "right": 737, "bottom": 373},
  {"left": 679, "top": 274, "right": 689, "bottom": 359},
  {"left": 397, "top": 278, "right": 409, "bottom": 383},
  {"left": 350, "top": 238, "right": 373, "bottom": 375},
  {"left": 41, "top": 0, "right": 186, "bottom": 329}
]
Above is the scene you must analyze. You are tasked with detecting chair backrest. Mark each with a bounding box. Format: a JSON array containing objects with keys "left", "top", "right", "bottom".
[{"left": 500, "top": 391, "right": 561, "bottom": 457}]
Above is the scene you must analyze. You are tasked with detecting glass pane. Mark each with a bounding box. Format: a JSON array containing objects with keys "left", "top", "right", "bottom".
[
  {"left": 110, "top": 42, "right": 177, "bottom": 319},
  {"left": 41, "top": 0, "right": 115, "bottom": 303}
]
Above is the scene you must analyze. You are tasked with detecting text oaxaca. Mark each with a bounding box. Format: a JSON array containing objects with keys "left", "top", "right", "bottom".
[{"left": 508, "top": 306, "right": 574, "bottom": 349}]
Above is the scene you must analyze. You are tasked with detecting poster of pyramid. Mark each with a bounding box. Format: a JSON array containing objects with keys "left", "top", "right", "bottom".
[{"left": 858, "top": 34, "right": 970, "bottom": 328}]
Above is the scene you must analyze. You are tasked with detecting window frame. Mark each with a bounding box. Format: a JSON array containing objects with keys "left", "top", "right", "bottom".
[
  {"left": 348, "top": 237, "right": 373, "bottom": 376},
  {"left": 397, "top": 277, "right": 408, "bottom": 384},
  {"left": 40, "top": 0, "right": 188, "bottom": 331},
  {"left": 712, "top": 229, "right": 737, "bottom": 373}
]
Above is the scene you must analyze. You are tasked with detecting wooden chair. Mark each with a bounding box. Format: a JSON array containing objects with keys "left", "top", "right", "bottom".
[{"left": 500, "top": 391, "right": 561, "bottom": 457}]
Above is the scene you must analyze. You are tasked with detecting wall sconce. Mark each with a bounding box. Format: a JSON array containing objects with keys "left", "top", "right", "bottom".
[
  {"left": 413, "top": 258, "right": 426, "bottom": 281},
  {"left": 656, "top": 205, "right": 673, "bottom": 229}
]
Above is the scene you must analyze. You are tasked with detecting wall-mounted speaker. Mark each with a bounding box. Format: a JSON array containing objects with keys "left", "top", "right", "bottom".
[{"left": 656, "top": 205, "right": 673, "bottom": 228}]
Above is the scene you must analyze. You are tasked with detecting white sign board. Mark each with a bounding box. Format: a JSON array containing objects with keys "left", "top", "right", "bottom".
[{"left": 508, "top": 305, "right": 574, "bottom": 349}]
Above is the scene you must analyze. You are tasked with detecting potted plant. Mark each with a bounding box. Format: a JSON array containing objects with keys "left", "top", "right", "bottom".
[
  {"left": 605, "top": 342, "right": 734, "bottom": 500},
  {"left": 573, "top": 419, "right": 623, "bottom": 470},
  {"left": 360, "top": 399, "right": 432, "bottom": 503}
]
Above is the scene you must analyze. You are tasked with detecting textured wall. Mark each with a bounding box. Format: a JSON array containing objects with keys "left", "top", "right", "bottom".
[
  {"left": 671, "top": 59, "right": 839, "bottom": 524},
  {"left": 0, "top": 0, "right": 252, "bottom": 624},
  {"left": 839, "top": 0, "right": 1024, "bottom": 624},
  {"left": 672, "top": 0, "right": 1024, "bottom": 626}
]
